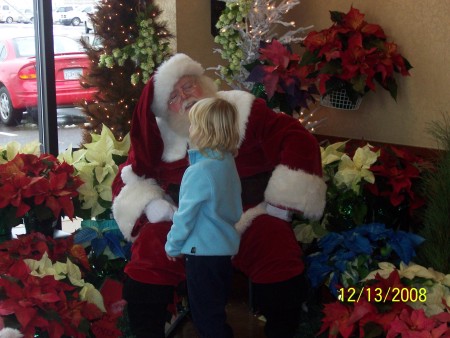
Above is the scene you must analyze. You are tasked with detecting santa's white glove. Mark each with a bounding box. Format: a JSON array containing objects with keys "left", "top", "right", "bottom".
[
  {"left": 266, "top": 203, "right": 293, "bottom": 222},
  {"left": 145, "top": 198, "right": 177, "bottom": 223}
]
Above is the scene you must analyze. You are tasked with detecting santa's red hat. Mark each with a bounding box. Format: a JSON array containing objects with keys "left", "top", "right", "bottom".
[{"left": 151, "top": 53, "right": 204, "bottom": 119}]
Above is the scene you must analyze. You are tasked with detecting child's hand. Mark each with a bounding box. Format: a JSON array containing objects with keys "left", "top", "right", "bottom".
[{"left": 166, "top": 254, "right": 182, "bottom": 261}]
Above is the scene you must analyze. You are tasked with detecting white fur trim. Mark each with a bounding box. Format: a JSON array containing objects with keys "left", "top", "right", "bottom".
[
  {"left": 265, "top": 164, "right": 327, "bottom": 220},
  {"left": 0, "top": 328, "right": 24, "bottom": 338},
  {"left": 152, "top": 54, "right": 204, "bottom": 118},
  {"left": 217, "top": 90, "right": 254, "bottom": 147},
  {"left": 155, "top": 90, "right": 255, "bottom": 163},
  {"left": 235, "top": 202, "right": 267, "bottom": 234},
  {"left": 112, "top": 165, "right": 164, "bottom": 241},
  {"left": 156, "top": 117, "right": 189, "bottom": 162}
]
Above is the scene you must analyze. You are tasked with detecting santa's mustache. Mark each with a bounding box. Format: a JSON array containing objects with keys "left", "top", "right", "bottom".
[{"left": 179, "top": 98, "right": 198, "bottom": 115}]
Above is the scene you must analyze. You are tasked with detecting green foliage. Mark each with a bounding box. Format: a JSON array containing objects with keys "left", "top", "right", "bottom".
[{"left": 417, "top": 114, "right": 450, "bottom": 273}]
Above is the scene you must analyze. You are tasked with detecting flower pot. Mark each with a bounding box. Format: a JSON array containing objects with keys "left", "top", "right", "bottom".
[
  {"left": 320, "top": 89, "right": 362, "bottom": 110},
  {"left": 0, "top": 225, "right": 12, "bottom": 243},
  {"left": 23, "top": 214, "right": 58, "bottom": 238}
]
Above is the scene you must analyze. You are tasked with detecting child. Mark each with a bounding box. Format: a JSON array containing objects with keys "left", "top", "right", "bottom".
[{"left": 165, "top": 97, "right": 242, "bottom": 338}]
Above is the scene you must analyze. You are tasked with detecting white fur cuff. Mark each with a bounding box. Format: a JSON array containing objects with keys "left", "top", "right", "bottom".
[
  {"left": 235, "top": 202, "right": 267, "bottom": 234},
  {"left": 265, "top": 165, "right": 327, "bottom": 221},
  {"left": 112, "top": 165, "right": 164, "bottom": 241}
]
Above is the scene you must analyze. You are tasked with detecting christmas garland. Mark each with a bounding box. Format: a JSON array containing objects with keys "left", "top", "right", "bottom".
[{"left": 98, "top": 9, "right": 171, "bottom": 86}]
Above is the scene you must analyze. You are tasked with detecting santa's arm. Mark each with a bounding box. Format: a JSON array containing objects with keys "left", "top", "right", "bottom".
[
  {"left": 112, "top": 162, "right": 164, "bottom": 242},
  {"left": 251, "top": 99, "right": 327, "bottom": 221}
]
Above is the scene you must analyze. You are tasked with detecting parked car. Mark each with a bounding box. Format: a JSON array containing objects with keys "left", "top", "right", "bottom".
[
  {"left": 59, "top": 5, "right": 94, "bottom": 26},
  {"left": 19, "top": 9, "right": 33, "bottom": 24},
  {"left": 0, "top": 34, "right": 96, "bottom": 126},
  {"left": 53, "top": 6, "right": 74, "bottom": 24},
  {"left": 0, "top": 4, "right": 21, "bottom": 23}
]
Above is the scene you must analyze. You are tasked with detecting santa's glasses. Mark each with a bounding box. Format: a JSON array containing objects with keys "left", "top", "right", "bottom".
[{"left": 168, "top": 80, "right": 197, "bottom": 105}]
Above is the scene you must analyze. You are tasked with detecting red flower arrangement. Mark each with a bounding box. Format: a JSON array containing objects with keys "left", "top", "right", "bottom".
[
  {"left": 0, "top": 233, "right": 125, "bottom": 337},
  {"left": 319, "top": 270, "right": 450, "bottom": 338},
  {"left": 300, "top": 7, "right": 412, "bottom": 103},
  {"left": 367, "top": 145, "right": 426, "bottom": 213},
  {"left": 245, "top": 38, "right": 318, "bottom": 115},
  {"left": 0, "top": 153, "right": 83, "bottom": 234}
]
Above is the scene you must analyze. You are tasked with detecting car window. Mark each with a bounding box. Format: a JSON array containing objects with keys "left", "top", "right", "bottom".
[
  {"left": 0, "top": 43, "right": 6, "bottom": 61},
  {"left": 13, "top": 36, "right": 82, "bottom": 57},
  {"left": 53, "top": 36, "right": 83, "bottom": 53},
  {"left": 14, "top": 37, "right": 36, "bottom": 57}
]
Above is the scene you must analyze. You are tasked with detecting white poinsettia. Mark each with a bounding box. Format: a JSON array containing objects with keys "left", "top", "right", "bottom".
[
  {"left": 364, "top": 262, "right": 450, "bottom": 316},
  {"left": 320, "top": 141, "right": 347, "bottom": 166},
  {"left": 58, "top": 125, "right": 130, "bottom": 219},
  {"left": 24, "top": 252, "right": 106, "bottom": 312},
  {"left": 0, "top": 140, "right": 41, "bottom": 163},
  {"left": 334, "top": 144, "right": 379, "bottom": 194}
]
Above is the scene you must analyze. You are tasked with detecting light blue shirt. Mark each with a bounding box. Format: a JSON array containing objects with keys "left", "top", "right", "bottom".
[{"left": 165, "top": 149, "right": 242, "bottom": 256}]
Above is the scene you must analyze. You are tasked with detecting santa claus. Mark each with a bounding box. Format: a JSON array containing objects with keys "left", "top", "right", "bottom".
[{"left": 112, "top": 53, "right": 326, "bottom": 338}]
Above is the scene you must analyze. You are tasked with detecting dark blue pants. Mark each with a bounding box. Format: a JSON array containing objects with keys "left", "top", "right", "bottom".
[
  {"left": 122, "top": 277, "right": 174, "bottom": 338},
  {"left": 252, "top": 273, "right": 307, "bottom": 338},
  {"left": 185, "top": 255, "right": 234, "bottom": 338}
]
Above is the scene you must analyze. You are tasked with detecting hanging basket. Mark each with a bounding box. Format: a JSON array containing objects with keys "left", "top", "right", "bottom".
[{"left": 320, "top": 89, "right": 362, "bottom": 110}]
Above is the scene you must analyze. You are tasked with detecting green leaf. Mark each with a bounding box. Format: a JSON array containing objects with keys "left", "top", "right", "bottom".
[
  {"left": 299, "top": 50, "right": 321, "bottom": 66},
  {"left": 330, "top": 10, "right": 345, "bottom": 24}
]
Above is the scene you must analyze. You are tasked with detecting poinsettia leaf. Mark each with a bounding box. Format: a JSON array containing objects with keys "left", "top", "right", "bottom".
[
  {"left": 73, "top": 227, "right": 99, "bottom": 244},
  {"left": 362, "top": 322, "right": 384, "bottom": 338},
  {"left": 104, "top": 232, "right": 127, "bottom": 258},
  {"left": 330, "top": 10, "right": 345, "bottom": 24},
  {"left": 246, "top": 64, "right": 268, "bottom": 83},
  {"left": 299, "top": 49, "right": 321, "bottom": 66},
  {"left": 92, "top": 237, "right": 108, "bottom": 257}
]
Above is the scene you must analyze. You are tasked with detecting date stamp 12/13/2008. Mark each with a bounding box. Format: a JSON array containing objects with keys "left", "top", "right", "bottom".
[{"left": 338, "top": 287, "right": 427, "bottom": 303}]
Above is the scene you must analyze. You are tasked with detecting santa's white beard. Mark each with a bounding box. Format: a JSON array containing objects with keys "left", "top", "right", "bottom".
[
  {"left": 167, "top": 98, "right": 196, "bottom": 137},
  {"left": 166, "top": 76, "right": 218, "bottom": 138}
]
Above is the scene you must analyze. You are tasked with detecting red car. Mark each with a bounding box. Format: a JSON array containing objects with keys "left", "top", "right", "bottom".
[{"left": 0, "top": 34, "right": 96, "bottom": 126}]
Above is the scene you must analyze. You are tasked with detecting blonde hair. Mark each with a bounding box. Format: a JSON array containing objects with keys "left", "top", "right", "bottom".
[{"left": 189, "top": 97, "right": 240, "bottom": 157}]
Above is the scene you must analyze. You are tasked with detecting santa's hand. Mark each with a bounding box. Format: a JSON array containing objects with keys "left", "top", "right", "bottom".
[
  {"left": 145, "top": 199, "right": 177, "bottom": 223},
  {"left": 266, "top": 203, "right": 293, "bottom": 222}
]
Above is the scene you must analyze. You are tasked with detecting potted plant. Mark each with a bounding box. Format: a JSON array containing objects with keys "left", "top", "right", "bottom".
[
  {"left": 245, "top": 38, "right": 319, "bottom": 116},
  {"left": 300, "top": 7, "right": 412, "bottom": 109},
  {"left": 58, "top": 125, "right": 130, "bottom": 221},
  {"left": 0, "top": 232, "right": 125, "bottom": 337},
  {"left": 0, "top": 153, "right": 83, "bottom": 238}
]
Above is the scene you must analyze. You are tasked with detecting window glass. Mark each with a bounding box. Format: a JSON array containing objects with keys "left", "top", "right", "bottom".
[{"left": 0, "top": 2, "right": 92, "bottom": 154}]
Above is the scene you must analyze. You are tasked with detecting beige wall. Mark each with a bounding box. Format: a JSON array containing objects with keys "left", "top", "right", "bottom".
[{"left": 173, "top": 0, "right": 450, "bottom": 149}]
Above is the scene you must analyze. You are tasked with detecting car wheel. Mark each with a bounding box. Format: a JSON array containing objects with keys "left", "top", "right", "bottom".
[
  {"left": 71, "top": 17, "right": 81, "bottom": 26},
  {"left": 6, "top": 17, "right": 13, "bottom": 24},
  {"left": 27, "top": 107, "right": 39, "bottom": 123},
  {"left": 0, "top": 87, "right": 23, "bottom": 126}
]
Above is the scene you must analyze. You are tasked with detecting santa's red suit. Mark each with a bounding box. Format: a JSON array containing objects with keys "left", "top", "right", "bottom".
[{"left": 112, "top": 54, "right": 326, "bottom": 336}]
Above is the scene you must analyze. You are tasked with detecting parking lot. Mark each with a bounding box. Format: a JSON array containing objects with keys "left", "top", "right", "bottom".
[{"left": 0, "top": 22, "right": 95, "bottom": 151}]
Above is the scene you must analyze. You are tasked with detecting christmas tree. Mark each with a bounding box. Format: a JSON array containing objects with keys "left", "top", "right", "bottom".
[{"left": 79, "top": 0, "right": 173, "bottom": 142}]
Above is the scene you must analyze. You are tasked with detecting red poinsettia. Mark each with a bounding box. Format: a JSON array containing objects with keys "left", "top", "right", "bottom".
[
  {"left": 320, "top": 270, "right": 450, "bottom": 337},
  {"left": 246, "top": 38, "right": 318, "bottom": 114},
  {"left": 0, "top": 233, "right": 124, "bottom": 337},
  {"left": 0, "top": 153, "right": 83, "bottom": 229},
  {"left": 300, "top": 6, "right": 412, "bottom": 102},
  {"left": 367, "top": 145, "right": 425, "bottom": 213},
  {"left": 386, "top": 308, "right": 450, "bottom": 338}
]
